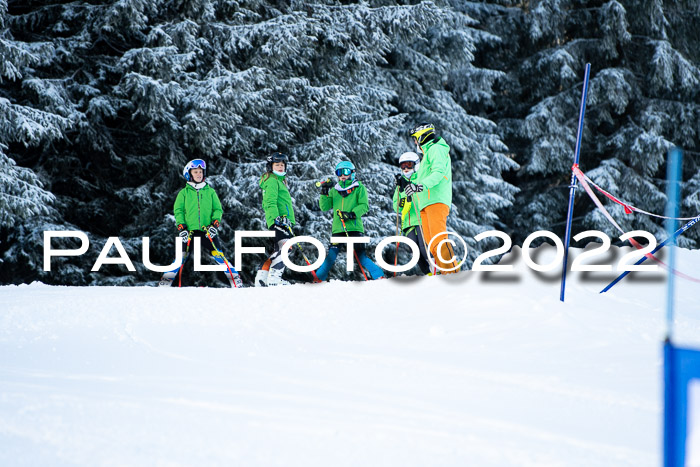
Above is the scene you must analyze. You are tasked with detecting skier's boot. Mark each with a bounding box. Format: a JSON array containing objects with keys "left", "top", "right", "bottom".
[
  {"left": 158, "top": 271, "right": 177, "bottom": 287},
  {"left": 226, "top": 272, "right": 244, "bottom": 288},
  {"left": 254, "top": 269, "right": 269, "bottom": 287},
  {"left": 266, "top": 268, "right": 289, "bottom": 286}
]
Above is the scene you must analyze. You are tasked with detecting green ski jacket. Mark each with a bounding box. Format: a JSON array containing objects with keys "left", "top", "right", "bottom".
[
  {"left": 392, "top": 173, "right": 422, "bottom": 231},
  {"left": 319, "top": 179, "right": 369, "bottom": 234},
  {"left": 174, "top": 183, "right": 223, "bottom": 231},
  {"left": 259, "top": 172, "right": 296, "bottom": 228},
  {"left": 415, "top": 137, "right": 452, "bottom": 209}
]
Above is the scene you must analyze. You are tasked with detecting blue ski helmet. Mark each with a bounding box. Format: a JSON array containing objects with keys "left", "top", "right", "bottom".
[
  {"left": 183, "top": 159, "right": 206, "bottom": 181},
  {"left": 334, "top": 160, "right": 356, "bottom": 182}
]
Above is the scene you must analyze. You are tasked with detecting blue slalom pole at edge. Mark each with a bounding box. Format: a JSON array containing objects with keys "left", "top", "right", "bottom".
[
  {"left": 559, "top": 63, "right": 591, "bottom": 302},
  {"left": 664, "top": 147, "right": 682, "bottom": 339},
  {"left": 662, "top": 147, "right": 698, "bottom": 467}
]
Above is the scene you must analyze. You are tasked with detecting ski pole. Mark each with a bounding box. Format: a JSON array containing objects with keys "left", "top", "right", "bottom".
[
  {"left": 394, "top": 180, "right": 405, "bottom": 277},
  {"left": 203, "top": 228, "right": 241, "bottom": 288},
  {"left": 394, "top": 204, "right": 400, "bottom": 277},
  {"left": 315, "top": 178, "right": 332, "bottom": 188},
  {"left": 600, "top": 214, "right": 700, "bottom": 293},
  {"left": 178, "top": 231, "right": 192, "bottom": 287},
  {"left": 410, "top": 192, "right": 437, "bottom": 275},
  {"left": 393, "top": 176, "right": 406, "bottom": 276},
  {"left": 336, "top": 209, "right": 369, "bottom": 281},
  {"left": 409, "top": 194, "right": 428, "bottom": 272},
  {"left": 285, "top": 225, "right": 322, "bottom": 283},
  {"left": 394, "top": 183, "right": 411, "bottom": 277}
]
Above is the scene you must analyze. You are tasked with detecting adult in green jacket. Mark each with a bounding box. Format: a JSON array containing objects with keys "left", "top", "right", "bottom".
[
  {"left": 406, "top": 123, "right": 458, "bottom": 274},
  {"left": 255, "top": 152, "right": 296, "bottom": 287},
  {"left": 413, "top": 137, "right": 452, "bottom": 209},
  {"left": 160, "top": 159, "right": 242, "bottom": 288},
  {"left": 315, "top": 160, "right": 384, "bottom": 281},
  {"left": 392, "top": 151, "right": 430, "bottom": 275}
]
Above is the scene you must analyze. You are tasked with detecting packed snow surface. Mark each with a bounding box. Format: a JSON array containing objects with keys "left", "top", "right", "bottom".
[{"left": 2, "top": 246, "right": 700, "bottom": 466}]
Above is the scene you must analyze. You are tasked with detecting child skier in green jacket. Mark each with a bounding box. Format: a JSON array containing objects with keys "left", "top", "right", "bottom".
[
  {"left": 160, "top": 159, "right": 243, "bottom": 288},
  {"left": 315, "top": 160, "right": 384, "bottom": 281},
  {"left": 393, "top": 152, "right": 431, "bottom": 275},
  {"left": 254, "top": 152, "right": 295, "bottom": 287}
]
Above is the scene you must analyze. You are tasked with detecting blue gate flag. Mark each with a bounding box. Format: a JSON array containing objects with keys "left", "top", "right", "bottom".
[{"left": 664, "top": 341, "right": 700, "bottom": 467}]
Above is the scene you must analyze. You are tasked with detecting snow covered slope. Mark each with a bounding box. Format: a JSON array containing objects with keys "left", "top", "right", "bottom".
[{"left": 2, "top": 246, "right": 700, "bottom": 466}]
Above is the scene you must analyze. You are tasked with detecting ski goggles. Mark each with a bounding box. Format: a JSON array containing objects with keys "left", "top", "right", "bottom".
[
  {"left": 400, "top": 162, "right": 415, "bottom": 170},
  {"left": 189, "top": 159, "right": 206, "bottom": 169},
  {"left": 335, "top": 168, "right": 354, "bottom": 176}
]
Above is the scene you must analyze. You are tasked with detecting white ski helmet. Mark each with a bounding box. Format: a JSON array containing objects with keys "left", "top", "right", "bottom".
[
  {"left": 398, "top": 151, "right": 420, "bottom": 176},
  {"left": 183, "top": 159, "right": 206, "bottom": 181}
]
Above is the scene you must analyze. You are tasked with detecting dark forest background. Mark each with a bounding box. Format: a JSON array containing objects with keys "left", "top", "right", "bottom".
[{"left": 1, "top": 0, "right": 699, "bottom": 286}]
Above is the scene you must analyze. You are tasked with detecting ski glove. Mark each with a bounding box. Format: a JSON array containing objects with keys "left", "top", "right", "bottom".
[
  {"left": 177, "top": 224, "right": 189, "bottom": 243},
  {"left": 404, "top": 183, "right": 424, "bottom": 197},
  {"left": 337, "top": 210, "right": 356, "bottom": 221},
  {"left": 274, "top": 216, "right": 291, "bottom": 228},
  {"left": 207, "top": 219, "right": 220, "bottom": 238},
  {"left": 394, "top": 173, "right": 410, "bottom": 191},
  {"left": 319, "top": 179, "right": 333, "bottom": 196}
]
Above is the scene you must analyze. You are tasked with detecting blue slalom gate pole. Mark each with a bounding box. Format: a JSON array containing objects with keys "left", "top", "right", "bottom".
[
  {"left": 559, "top": 63, "right": 591, "bottom": 302},
  {"left": 664, "top": 340, "right": 681, "bottom": 467},
  {"left": 663, "top": 147, "right": 687, "bottom": 467},
  {"left": 664, "top": 147, "right": 682, "bottom": 340},
  {"left": 600, "top": 214, "right": 700, "bottom": 293}
]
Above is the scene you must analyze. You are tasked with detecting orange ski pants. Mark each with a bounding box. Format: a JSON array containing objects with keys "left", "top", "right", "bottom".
[{"left": 420, "top": 203, "right": 458, "bottom": 274}]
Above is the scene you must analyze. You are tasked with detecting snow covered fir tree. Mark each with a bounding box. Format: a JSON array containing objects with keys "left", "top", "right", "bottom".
[
  {"left": 1, "top": 0, "right": 698, "bottom": 286},
  {"left": 467, "top": 0, "right": 700, "bottom": 245}
]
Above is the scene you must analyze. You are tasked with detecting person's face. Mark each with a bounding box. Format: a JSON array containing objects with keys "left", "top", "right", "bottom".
[
  {"left": 190, "top": 168, "right": 204, "bottom": 182},
  {"left": 272, "top": 161, "right": 286, "bottom": 173},
  {"left": 401, "top": 163, "right": 414, "bottom": 175},
  {"left": 339, "top": 174, "right": 350, "bottom": 182},
  {"left": 414, "top": 137, "right": 423, "bottom": 154}
]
